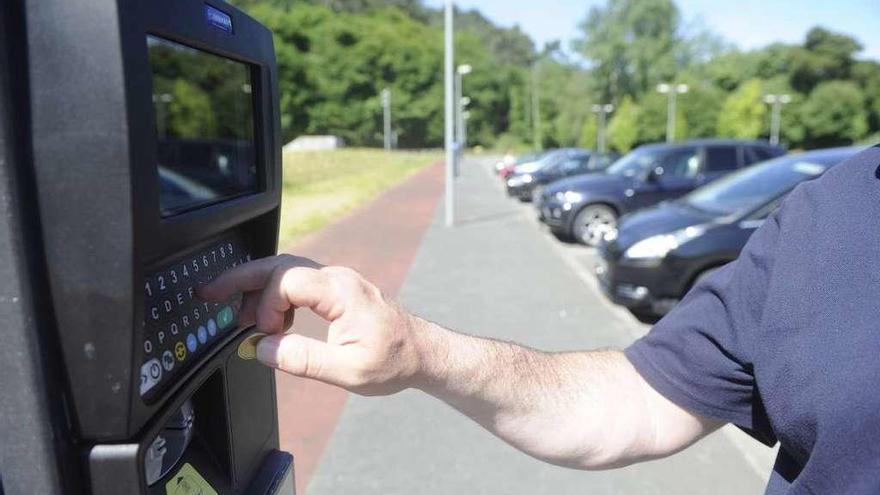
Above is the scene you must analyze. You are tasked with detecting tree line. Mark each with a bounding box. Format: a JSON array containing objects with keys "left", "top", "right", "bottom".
[{"left": 231, "top": 0, "right": 880, "bottom": 151}]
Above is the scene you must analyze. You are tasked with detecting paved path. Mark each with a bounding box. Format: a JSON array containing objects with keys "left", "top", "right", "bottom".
[
  {"left": 296, "top": 156, "right": 776, "bottom": 494},
  {"left": 276, "top": 162, "right": 445, "bottom": 494}
]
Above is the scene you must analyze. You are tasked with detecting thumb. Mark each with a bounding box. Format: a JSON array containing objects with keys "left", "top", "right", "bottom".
[{"left": 257, "top": 333, "right": 349, "bottom": 385}]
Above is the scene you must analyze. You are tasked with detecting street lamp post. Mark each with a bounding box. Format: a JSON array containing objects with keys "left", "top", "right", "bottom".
[
  {"left": 591, "top": 104, "right": 614, "bottom": 153},
  {"left": 459, "top": 96, "right": 471, "bottom": 148},
  {"left": 656, "top": 83, "right": 689, "bottom": 142},
  {"left": 763, "top": 94, "right": 791, "bottom": 146},
  {"left": 381, "top": 88, "right": 392, "bottom": 151},
  {"left": 456, "top": 65, "right": 471, "bottom": 147},
  {"left": 455, "top": 64, "right": 472, "bottom": 177},
  {"left": 462, "top": 110, "right": 470, "bottom": 150},
  {"left": 444, "top": 0, "right": 455, "bottom": 227},
  {"left": 152, "top": 93, "right": 173, "bottom": 137}
]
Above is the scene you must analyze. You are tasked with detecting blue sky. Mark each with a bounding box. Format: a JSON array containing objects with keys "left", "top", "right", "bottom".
[{"left": 425, "top": 0, "right": 880, "bottom": 61}]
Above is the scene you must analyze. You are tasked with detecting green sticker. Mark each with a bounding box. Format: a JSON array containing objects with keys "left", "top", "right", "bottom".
[{"left": 165, "top": 463, "right": 217, "bottom": 495}]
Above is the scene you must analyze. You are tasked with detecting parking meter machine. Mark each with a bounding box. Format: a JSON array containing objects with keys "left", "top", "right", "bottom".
[{"left": 0, "top": 1, "right": 293, "bottom": 493}]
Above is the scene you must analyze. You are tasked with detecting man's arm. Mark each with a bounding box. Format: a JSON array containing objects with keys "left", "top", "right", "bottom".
[{"left": 200, "top": 255, "right": 723, "bottom": 470}]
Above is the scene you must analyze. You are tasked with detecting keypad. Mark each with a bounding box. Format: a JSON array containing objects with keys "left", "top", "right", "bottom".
[{"left": 139, "top": 236, "right": 252, "bottom": 400}]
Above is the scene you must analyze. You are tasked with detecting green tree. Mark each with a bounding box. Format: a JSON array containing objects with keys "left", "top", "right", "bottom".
[
  {"left": 800, "top": 80, "right": 868, "bottom": 147},
  {"left": 637, "top": 92, "right": 686, "bottom": 144},
  {"left": 717, "top": 79, "right": 766, "bottom": 139},
  {"left": 607, "top": 96, "right": 639, "bottom": 152},
  {"left": 575, "top": 0, "right": 681, "bottom": 100},
  {"left": 579, "top": 115, "right": 598, "bottom": 149},
  {"left": 852, "top": 60, "right": 880, "bottom": 135},
  {"left": 790, "top": 27, "right": 862, "bottom": 93},
  {"left": 167, "top": 80, "right": 216, "bottom": 138},
  {"left": 675, "top": 79, "right": 723, "bottom": 138}
]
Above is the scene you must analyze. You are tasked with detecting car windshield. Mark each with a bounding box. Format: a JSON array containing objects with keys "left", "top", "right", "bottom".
[
  {"left": 545, "top": 154, "right": 589, "bottom": 173},
  {"left": 605, "top": 147, "right": 666, "bottom": 177},
  {"left": 516, "top": 152, "right": 542, "bottom": 165},
  {"left": 518, "top": 150, "right": 567, "bottom": 173},
  {"left": 682, "top": 151, "right": 854, "bottom": 216}
]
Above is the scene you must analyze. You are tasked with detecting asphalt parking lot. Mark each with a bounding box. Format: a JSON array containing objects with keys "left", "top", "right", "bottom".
[{"left": 306, "top": 156, "right": 776, "bottom": 494}]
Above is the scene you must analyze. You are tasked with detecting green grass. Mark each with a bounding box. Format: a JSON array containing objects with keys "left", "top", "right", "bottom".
[{"left": 278, "top": 148, "right": 441, "bottom": 248}]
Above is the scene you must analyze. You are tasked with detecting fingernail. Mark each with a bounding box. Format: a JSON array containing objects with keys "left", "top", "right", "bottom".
[{"left": 256, "top": 336, "right": 281, "bottom": 367}]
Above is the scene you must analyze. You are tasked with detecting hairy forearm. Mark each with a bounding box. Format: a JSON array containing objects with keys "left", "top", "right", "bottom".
[{"left": 409, "top": 318, "right": 660, "bottom": 469}]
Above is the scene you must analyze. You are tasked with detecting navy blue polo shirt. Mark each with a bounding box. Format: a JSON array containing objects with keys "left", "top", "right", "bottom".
[{"left": 625, "top": 145, "right": 880, "bottom": 494}]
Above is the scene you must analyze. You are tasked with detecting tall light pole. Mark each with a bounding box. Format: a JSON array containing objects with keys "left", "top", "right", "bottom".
[
  {"left": 381, "top": 88, "right": 392, "bottom": 151},
  {"left": 763, "top": 94, "right": 791, "bottom": 146},
  {"left": 455, "top": 64, "right": 472, "bottom": 178},
  {"left": 459, "top": 96, "right": 471, "bottom": 148},
  {"left": 152, "top": 93, "right": 173, "bottom": 138},
  {"left": 591, "top": 104, "right": 614, "bottom": 153},
  {"left": 656, "top": 83, "right": 688, "bottom": 142},
  {"left": 456, "top": 65, "right": 472, "bottom": 147},
  {"left": 462, "top": 110, "right": 471, "bottom": 150},
  {"left": 444, "top": 0, "right": 455, "bottom": 227}
]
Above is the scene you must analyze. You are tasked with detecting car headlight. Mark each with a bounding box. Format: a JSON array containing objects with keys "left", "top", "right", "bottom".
[
  {"left": 521, "top": 174, "right": 533, "bottom": 183},
  {"left": 507, "top": 177, "right": 522, "bottom": 187},
  {"left": 562, "top": 191, "right": 583, "bottom": 203},
  {"left": 554, "top": 191, "right": 583, "bottom": 203},
  {"left": 623, "top": 225, "right": 706, "bottom": 260}
]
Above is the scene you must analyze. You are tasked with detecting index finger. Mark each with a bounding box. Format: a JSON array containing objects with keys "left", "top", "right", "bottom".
[{"left": 199, "top": 254, "right": 323, "bottom": 301}]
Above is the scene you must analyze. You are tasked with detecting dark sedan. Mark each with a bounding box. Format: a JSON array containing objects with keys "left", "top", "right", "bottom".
[
  {"left": 508, "top": 151, "right": 621, "bottom": 202},
  {"left": 596, "top": 146, "right": 861, "bottom": 321},
  {"left": 537, "top": 139, "right": 784, "bottom": 246},
  {"left": 505, "top": 148, "right": 593, "bottom": 200}
]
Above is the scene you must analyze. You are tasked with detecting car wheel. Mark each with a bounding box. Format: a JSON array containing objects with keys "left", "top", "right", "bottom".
[{"left": 572, "top": 204, "right": 617, "bottom": 247}]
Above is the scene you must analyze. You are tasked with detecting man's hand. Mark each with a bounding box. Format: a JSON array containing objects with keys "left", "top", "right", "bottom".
[
  {"left": 200, "top": 255, "right": 425, "bottom": 396},
  {"left": 201, "top": 255, "right": 723, "bottom": 469}
]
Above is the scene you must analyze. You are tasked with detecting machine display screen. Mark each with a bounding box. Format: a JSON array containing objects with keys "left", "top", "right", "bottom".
[{"left": 148, "top": 36, "right": 258, "bottom": 217}]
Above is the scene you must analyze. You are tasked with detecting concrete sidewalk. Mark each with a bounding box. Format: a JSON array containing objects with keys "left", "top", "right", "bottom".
[{"left": 305, "top": 157, "right": 775, "bottom": 494}]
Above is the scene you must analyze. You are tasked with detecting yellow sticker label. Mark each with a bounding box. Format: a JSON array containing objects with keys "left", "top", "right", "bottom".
[{"left": 165, "top": 463, "right": 217, "bottom": 495}]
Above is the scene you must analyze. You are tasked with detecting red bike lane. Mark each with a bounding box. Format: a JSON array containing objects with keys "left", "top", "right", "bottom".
[{"left": 275, "top": 161, "right": 444, "bottom": 494}]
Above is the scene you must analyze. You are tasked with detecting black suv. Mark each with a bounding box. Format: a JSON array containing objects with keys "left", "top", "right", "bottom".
[{"left": 537, "top": 139, "right": 784, "bottom": 246}]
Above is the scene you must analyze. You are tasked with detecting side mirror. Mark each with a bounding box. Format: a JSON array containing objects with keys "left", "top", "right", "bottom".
[{"left": 647, "top": 166, "right": 664, "bottom": 182}]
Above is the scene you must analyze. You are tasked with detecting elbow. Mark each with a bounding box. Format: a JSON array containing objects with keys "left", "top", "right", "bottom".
[{"left": 524, "top": 436, "right": 648, "bottom": 471}]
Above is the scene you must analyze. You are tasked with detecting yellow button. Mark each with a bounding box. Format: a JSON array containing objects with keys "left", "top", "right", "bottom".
[{"left": 174, "top": 342, "right": 187, "bottom": 362}]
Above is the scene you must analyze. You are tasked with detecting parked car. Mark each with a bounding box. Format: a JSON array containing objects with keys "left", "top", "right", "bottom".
[
  {"left": 596, "top": 146, "right": 861, "bottom": 321},
  {"left": 507, "top": 150, "right": 617, "bottom": 201},
  {"left": 528, "top": 152, "right": 621, "bottom": 202},
  {"left": 536, "top": 139, "right": 784, "bottom": 246},
  {"left": 498, "top": 151, "right": 547, "bottom": 179}
]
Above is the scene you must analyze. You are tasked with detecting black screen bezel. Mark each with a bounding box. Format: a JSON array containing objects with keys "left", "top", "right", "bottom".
[{"left": 124, "top": 1, "right": 279, "bottom": 268}]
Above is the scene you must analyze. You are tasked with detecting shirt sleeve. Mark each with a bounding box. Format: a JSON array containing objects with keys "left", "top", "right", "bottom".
[{"left": 625, "top": 201, "right": 784, "bottom": 446}]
